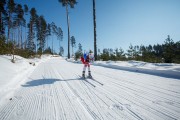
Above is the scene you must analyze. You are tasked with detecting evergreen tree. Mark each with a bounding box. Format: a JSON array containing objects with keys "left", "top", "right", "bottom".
[
  {"left": 0, "top": 0, "right": 7, "bottom": 36},
  {"left": 58, "top": 0, "right": 77, "bottom": 59},
  {"left": 0, "top": 35, "right": 6, "bottom": 54},
  {"left": 134, "top": 45, "right": 140, "bottom": 59},
  {"left": 50, "top": 22, "right": 63, "bottom": 54},
  {"left": 70, "top": 36, "right": 76, "bottom": 57},
  {"left": 27, "top": 8, "right": 37, "bottom": 55},
  {"left": 56, "top": 27, "right": 63, "bottom": 54},
  {"left": 46, "top": 23, "right": 51, "bottom": 47},
  {"left": 75, "top": 43, "right": 83, "bottom": 60},
  {"left": 109, "top": 48, "right": 116, "bottom": 61},
  {"left": 153, "top": 44, "right": 163, "bottom": 58},
  {"left": 127, "top": 44, "right": 134, "bottom": 59},
  {"left": 14, "top": 4, "right": 25, "bottom": 48},
  {"left": 6, "top": 0, "right": 16, "bottom": 43},
  {"left": 50, "top": 22, "right": 56, "bottom": 54},
  {"left": 115, "top": 47, "right": 125, "bottom": 60},
  {"left": 78, "top": 43, "right": 82, "bottom": 52},
  {"left": 101, "top": 48, "right": 109, "bottom": 61},
  {"left": 93, "top": 0, "right": 97, "bottom": 61},
  {"left": 44, "top": 46, "right": 52, "bottom": 54},
  {"left": 174, "top": 41, "right": 180, "bottom": 63},
  {"left": 59, "top": 46, "right": 64, "bottom": 56},
  {"left": 36, "top": 16, "right": 47, "bottom": 55},
  {"left": 163, "top": 35, "right": 175, "bottom": 63},
  {"left": 23, "top": 4, "right": 28, "bottom": 49}
]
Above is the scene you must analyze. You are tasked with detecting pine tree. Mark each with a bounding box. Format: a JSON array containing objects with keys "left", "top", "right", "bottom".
[
  {"left": 0, "top": 0, "right": 7, "bottom": 36},
  {"left": 174, "top": 41, "right": 180, "bottom": 63},
  {"left": 93, "top": 0, "right": 97, "bottom": 61},
  {"left": 127, "top": 44, "right": 134, "bottom": 59},
  {"left": 163, "top": 35, "right": 175, "bottom": 63},
  {"left": 27, "top": 8, "right": 37, "bottom": 55},
  {"left": 36, "top": 15, "right": 47, "bottom": 55},
  {"left": 6, "top": 0, "right": 16, "bottom": 43},
  {"left": 59, "top": 46, "right": 64, "bottom": 56},
  {"left": 46, "top": 23, "right": 51, "bottom": 49},
  {"left": 14, "top": 4, "right": 25, "bottom": 48},
  {"left": 23, "top": 4, "right": 28, "bottom": 49},
  {"left": 56, "top": 27, "right": 63, "bottom": 54},
  {"left": 70, "top": 36, "right": 76, "bottom": 57},
  {"left": 75, "top": 43, "right": 83, "bottom": 60},
  {"left": 58, "top": 0, "right": 77, "bottom": 59}
]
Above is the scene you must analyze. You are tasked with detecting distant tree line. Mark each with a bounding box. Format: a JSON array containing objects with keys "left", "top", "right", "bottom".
[
  {"left": 0, "top": 0, "right": 63, "bottom": 61},
  {"left": 97, "top": 35, "right": 180, "bottom": 63}
]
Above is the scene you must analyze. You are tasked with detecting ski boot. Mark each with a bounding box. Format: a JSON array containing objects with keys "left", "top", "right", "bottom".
[
  {"left": 82, "top": 71, "right": 85, "bottom": 79},
  {"left": 88, "top": 71, "right": 92, "bottom": 78}
]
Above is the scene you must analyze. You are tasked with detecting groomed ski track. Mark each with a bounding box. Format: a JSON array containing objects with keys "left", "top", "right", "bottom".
[{"left": 0, "top": 57, "right": 180, "bottom": 120}]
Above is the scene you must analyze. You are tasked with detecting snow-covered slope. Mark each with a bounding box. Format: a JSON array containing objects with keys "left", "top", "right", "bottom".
[
  {"left": 0, "top": 55, "right": 51, "bottom": 105},
  {"left": 0, "top": 56, "right": 180, "bottom": 120}
]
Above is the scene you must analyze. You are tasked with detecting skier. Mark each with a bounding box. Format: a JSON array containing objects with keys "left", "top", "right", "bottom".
[{"left": 81, "top": 50, "right": 94, "bottom": 78}]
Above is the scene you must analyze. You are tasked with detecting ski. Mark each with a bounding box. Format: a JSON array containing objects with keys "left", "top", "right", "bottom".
[
  {"left": 78, "top": 75, "right": 103, "bottom": 86},
  {"left": 78, "top": 75, "right": 96, "bottom": 87},
  {"left": 87, "top": 76, "right": 104, "bottom": 86},
  {"left": 84, "top": 79, "right": 96, "bottom": 87}
]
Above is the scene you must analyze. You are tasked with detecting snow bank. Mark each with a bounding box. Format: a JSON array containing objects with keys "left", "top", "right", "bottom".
[
  {"left": 0, "top": 54, "right": 52, "bottom": 104},
  {"left": 93, "top": 60, "right": 180, "bottom": 79}
]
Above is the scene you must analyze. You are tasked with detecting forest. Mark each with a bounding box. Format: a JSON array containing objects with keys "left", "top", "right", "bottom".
[
  {"left": 0, "top": 0, "right": 63, "bottom": 62},
  {"left": 97, "top": 35, "right": 180, "bottom": 63}
]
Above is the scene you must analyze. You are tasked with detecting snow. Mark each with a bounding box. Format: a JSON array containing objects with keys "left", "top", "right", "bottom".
[
  {"left": 0, "top": 55, "right": 51, "bottom": 105},
  {"left": 0, "top": 55, "right": 180, "bottom": 120},
  {"left": 93, "top": 60, "right": 180, "bottom": 79}
]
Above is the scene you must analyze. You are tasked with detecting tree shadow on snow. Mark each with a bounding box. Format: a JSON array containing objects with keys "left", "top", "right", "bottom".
[
  {"left": 21, "top": 77, "right": 83, "bottom": 87},
  {"left": 22, "top": 79, "right": 59, "bottom": 87}
]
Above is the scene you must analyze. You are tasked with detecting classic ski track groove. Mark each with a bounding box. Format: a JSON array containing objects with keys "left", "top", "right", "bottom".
[
  {"left": 94, "top": 70, "right": 180, "bottom": 105},
  {"left": 63, "top": 69, "right": 149, "bottom": 119},
  {"left": 58, "top": 71, "right": 102, "bottom": 120},
  {"left": 93, "top": 69, "right": 180, "bottom": 119},
  {"left": 0, "top": 58, "right": 180, "bottom": 120},
  {"left": 96, "top": 70, "right": 180, "bottom": 106}
]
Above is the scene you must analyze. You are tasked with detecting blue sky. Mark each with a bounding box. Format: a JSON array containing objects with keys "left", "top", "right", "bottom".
[{"left": 15, "top": 0, "right": 180, "bottom": 55}]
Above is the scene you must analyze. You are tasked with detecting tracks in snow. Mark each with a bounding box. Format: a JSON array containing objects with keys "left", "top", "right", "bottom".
[{"left": 0, "top": 58, "right": 180, "bottom": 120}]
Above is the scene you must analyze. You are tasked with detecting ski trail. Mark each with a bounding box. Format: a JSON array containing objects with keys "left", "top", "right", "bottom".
[
  {"left": 55, "top": 64, "right": 142, "bottom": 120},
  {"left": 0, "top": 57, "right": 180, "bottom": 120},
  {"left": 51, "top": 62, "right": 94, "bottom": 120},
  {"left": 56, "top": 70, "right": 101, "bottom": 120},
  {"left": 92, "top": 67, "right": 180, "bottom": 119},
  {"left": 53, "top": 62, "right": 128, "bottom": 119}
]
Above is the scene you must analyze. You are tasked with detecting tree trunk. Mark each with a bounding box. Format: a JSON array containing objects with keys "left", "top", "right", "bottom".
[
  {"left": 7, "top": 12, "right": 11, "bottom": 43},
  {"left": 93, "top": 0, "right": 97, "bottom": 61},
  {"left": 46, "top": 36, "right": 48, "bottom": 50},
  {"left": 71, "top": 43, "right": 74, "bottom": 57},
  {"left": 0, "top": 12, "right": 2, "bottom": 34},
  {"left": 18, "top": 26, "right": 20, "bottom": 48},
  {"left": 11, "top": 35, "right": 15, "bottom": 63},
  {"left": 21, "top": 25, "right": 23, "bottom": 49},
  {"left": 24, "top": 25, "right": 27, "bottom": 49},
  {"left": 59, "top": 39, "right": 61, "bottom": 55},
  {"left": 52, "top": 36, "right": 53, "bottom": 55},
  {"left": 66, "top": 5, "right": 70, "bottom": 59}
]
